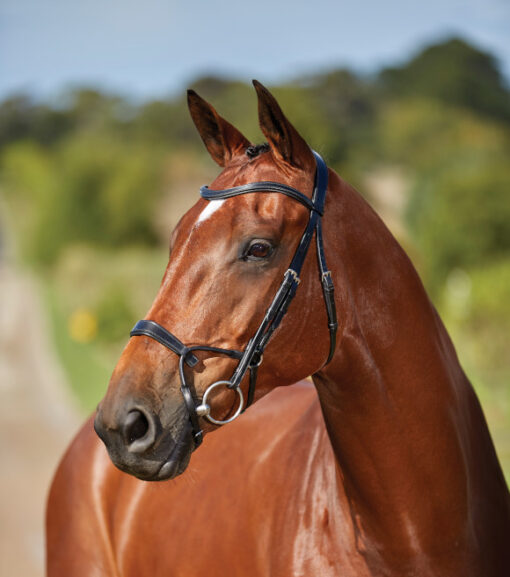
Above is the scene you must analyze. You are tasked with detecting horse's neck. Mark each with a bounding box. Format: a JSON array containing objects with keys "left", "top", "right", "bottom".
[{"left": 313, "top": 174, "right": 509, "bottom": 572}]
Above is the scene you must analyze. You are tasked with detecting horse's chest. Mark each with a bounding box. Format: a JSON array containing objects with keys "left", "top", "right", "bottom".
[{"left": 116, "top": 472, "right": 365, "bottom": 577}]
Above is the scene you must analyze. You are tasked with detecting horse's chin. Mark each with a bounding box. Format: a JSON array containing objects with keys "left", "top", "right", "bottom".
[{"left": 106, "top": 425, "right": 195, "bottom": 482}]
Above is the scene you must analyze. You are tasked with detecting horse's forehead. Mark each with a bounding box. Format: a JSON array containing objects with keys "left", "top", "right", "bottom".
[
  {"left": 211, "top": 155, "right": 301, "bottom": 189},
  {"left": 171, "top": 157, "right": 311, "bottom": 250},
  {"left": 184, "top": 193, "right": 289, "bottom": 237}
]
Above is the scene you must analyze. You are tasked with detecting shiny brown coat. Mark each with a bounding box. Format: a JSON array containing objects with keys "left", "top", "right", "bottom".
[{"left": 47, "top": 82, "right": 510, "bottom": 576}]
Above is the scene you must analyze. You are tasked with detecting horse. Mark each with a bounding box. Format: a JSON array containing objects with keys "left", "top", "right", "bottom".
[{"left": 46, "top": 81, "right": 510, "bottom": 576}]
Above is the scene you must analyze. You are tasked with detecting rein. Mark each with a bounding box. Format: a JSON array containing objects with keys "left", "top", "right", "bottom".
[{"left": 130, "top": 151, "right": 337, "bottom": 446}]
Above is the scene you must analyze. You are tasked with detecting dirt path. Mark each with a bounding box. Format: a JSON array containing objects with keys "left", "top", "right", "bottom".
[{"left": 0, "top": 247, "right": 81, "bottom": 576}]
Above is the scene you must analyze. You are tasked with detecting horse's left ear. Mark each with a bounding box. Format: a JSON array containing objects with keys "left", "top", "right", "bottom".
[
  {"left": 253, "top": 80, "right": 315, "bottom": 171},
  {"left": 187, "top": 90, "right": 251, "bottom": 167}
]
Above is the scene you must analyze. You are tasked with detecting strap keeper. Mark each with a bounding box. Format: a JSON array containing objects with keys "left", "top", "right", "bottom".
[
  {"left": 182, "top": 348, "right": 199, "bottom": 368},
  {"left": 322, "top": 271, "right": 334, "bottom": 292}
]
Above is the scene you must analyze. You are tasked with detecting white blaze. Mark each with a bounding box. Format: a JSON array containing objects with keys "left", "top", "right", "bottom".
[{"left": 196, "top": 199, "right": 225, "bottom": 225}]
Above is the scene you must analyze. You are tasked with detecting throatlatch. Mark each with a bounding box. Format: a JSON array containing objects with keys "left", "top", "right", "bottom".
[{"left": 130, "top": 151, "right": 337, "bottom": 446}]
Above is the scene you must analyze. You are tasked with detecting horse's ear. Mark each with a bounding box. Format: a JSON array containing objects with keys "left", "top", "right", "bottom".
[
  {"left": 253, "top": 80, "right": 315, "bottom": 171},
  {"left": 187, "top": 90, "right": 251, "bottom": 167}
]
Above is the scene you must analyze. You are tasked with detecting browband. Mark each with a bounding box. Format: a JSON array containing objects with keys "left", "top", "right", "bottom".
[{"left": 200, "top": 182, "right": 318, "bottom": 214}]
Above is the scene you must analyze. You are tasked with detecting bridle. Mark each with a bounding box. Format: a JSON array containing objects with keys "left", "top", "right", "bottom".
[{"left": 129, "top": 151, "right": 337, "bottom": 446}]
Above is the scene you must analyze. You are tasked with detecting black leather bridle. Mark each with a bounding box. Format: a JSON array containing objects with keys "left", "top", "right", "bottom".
[{"left": 129, "top": 151, "right": 337, "bottom": 446}]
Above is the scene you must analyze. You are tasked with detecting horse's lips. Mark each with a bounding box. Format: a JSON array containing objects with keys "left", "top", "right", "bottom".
[
  {"left": 157, "top": 455, "right": 185, "bottom": 480},
  {"left": 152, "top": 427, "right": 194, "bottom": 481}
]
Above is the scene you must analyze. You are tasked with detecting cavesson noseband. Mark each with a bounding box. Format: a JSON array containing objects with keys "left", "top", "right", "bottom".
[{"left": 130, "top": 151, "right": 337, "bottom": 446}]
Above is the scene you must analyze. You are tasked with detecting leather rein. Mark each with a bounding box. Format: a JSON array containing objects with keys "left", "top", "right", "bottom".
[{"left": 129, "top": 151, "right": 337, "bottom": 446}]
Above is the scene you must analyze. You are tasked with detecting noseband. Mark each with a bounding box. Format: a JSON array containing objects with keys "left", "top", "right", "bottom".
[{"left": 130, "top": 151, "right": 337, "bottom": 446}]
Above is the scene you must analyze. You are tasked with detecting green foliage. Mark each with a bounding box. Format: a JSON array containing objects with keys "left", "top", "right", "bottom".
[
  {"left": 1, "top": 141, "right": 59, "bottom": 260},
  {"left": 374, "top": 98, "right": 508, "bottom": 170},
  {"left": 409, "top": 158, "right": 510, "bottom": 291},
  {"left": 44, "top": 246, "right": 168, "bottom": 410},
  {"left": 468, "top": 261, "right": 510, "bottom": 383},
  {"left": 439, "top": 259, "right": 510, "bottom": 431},
  {"left": 0, "top": 95, "right": 73, "bottom": 148},
  {"left": 303, "top": 69, "right": 376, "bottom": 165},
  {"left": 2, "top": 134, "right": 161, "bottom": 263},
  {"left": 43, "top": 278, "right": 113, "bottom": 413},
  {"left": 95, "top": 284, "right": 136, "bottom": 343},
  {"left": 374, "top": 96, "right": 510, "bottom": 299},
  {"left": 380, "top": 37, "right": 510, "bottom": 121}
]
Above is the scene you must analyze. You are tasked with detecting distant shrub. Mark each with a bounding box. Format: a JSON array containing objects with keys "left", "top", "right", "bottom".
[
  {"left": 1, "top": 135, "right": 162, "bottom": 264},
  {"left": 441, "top": 260, "right": 510, "bottom": 388},
  {"left": 408, "top": 157, "right": 510, "bottom": 293},
  {"left": 95, "top": 284, "right": 136, "bottom": 344}
]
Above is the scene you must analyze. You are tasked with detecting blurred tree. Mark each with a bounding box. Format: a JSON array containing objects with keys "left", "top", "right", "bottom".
[
  {"left": 379, "top": 37, "right": 510, "bottom": 122},
  {"left": 64, "top": 89, "right": 132, "bottom": 134},
  {"left": 2, "top": 135, "right": 162, "bottom": 264},
  {"left": 1, "top": 141, "right": 58, "bottom": 261},
  {"left": 375, "top": 99, "right": 508, "bottom": 170},
  {"left": 304, "top": 69, "right": 376, "bottom": 164},
  {"left": 95, "top": 284, "right": 136, "bottom": 343},
  {"left": 409, "top": 157, "right": 510, "bottom": 292},
  {"left": 133, "top": 99, "right": 190, "bottom": 145},
  {"left": 0, "top": 95, "right": 73, "bottom": 148}
]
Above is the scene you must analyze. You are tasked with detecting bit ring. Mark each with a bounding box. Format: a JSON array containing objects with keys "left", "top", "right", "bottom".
[{"left": 195, "top": 381, "right": 244, "bottom": 425}]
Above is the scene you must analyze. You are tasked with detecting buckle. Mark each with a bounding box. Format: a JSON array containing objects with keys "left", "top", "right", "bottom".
[{"left": 287, "top": 269, "right": 301, "bottom": 285}]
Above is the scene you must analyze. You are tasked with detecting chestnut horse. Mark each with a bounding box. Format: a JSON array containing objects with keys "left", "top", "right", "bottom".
[{"left": 47, "top": 82, "right": 510, "bottom": 576}]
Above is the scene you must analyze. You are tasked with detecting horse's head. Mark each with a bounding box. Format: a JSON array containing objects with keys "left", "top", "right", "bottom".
[{"left": 94, "top": 82, "right": 337, "bottom": 480}]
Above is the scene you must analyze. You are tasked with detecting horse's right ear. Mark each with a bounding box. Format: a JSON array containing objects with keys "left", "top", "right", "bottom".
[
  {"left": 253, "top": 80, "right": 315, "bottom": 172},
  {"left": 187, "top": 90, "right": 251, "bottom": 167}
]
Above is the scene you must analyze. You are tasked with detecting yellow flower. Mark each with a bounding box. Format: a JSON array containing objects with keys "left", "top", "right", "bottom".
[{"left": 68, "top": 308, "right": 98, "bottom": 343}]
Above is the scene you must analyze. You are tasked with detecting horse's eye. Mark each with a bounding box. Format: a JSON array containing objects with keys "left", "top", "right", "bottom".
[{"left": 244, "top": 240, "right": 273, "bottom": 261}]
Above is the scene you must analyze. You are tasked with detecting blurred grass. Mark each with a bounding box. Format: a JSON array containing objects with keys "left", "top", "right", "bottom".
[
  {"left": 43, "top": 279, "right": 111, "bottom": 412},
  {"left": 40, "top": 246, "right": 168, "bottom": 413},
  {"left": 473, "top": 382, "right": 510, "bottom": 481},
  {"left": 441, "top": 283, "right": 510, "bottom": 481}
]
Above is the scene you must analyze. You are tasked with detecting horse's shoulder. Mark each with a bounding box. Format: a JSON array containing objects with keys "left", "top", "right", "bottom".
[
  {"left": 49, "top": 414, "right": 114, "bottom": 489},
  {"left": 46, "top": 415, "right": 124, "bottom": 575}
]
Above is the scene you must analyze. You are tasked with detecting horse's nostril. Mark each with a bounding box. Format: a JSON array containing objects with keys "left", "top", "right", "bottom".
[{"left": 124, "top": 410, "right": 149, "bottom": 445}]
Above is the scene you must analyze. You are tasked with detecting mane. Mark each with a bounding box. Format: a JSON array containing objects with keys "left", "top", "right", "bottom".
[{"left": 245, "top": 143, "right": 270, "bottom": 159}]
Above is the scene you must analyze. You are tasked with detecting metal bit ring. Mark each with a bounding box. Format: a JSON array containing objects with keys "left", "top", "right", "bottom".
[{"left": 195, "top": 381, "right": 244, "bottom": 425}]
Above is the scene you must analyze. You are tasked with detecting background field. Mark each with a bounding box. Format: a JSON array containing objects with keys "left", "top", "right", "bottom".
[{"left": 0, "top": 31, "right": 509, "bottom": 576}]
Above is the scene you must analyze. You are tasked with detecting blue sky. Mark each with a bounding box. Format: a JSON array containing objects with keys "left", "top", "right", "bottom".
[{"left": 1, "top": 0, "right": 509, "bottom": 101}]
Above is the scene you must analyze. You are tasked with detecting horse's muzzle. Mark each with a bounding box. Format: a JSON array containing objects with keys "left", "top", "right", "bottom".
[{"left": 94, "top": 402, "right": 194, "bottom": 481}]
